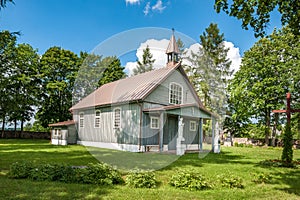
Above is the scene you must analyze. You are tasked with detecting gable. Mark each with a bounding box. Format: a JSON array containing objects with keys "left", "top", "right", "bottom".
[{"left": 144, "top": 66, "right": 201, "bottom": 106}]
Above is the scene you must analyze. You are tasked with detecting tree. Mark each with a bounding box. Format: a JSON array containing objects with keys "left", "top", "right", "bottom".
[
  {"left": 37, "top": 47, "right": 80, "bottom": 128},
  {"left": 133, "top": 45, "right": 155, "bottom": 75},
  {"left": 187, "top": 23, "right": 232, "bottom": 116},
  {"left": 98, "top": 56, "right": 126, "bottom": 87},
  {"left": 228, "top": 27, "right": 299, "bottom": 145},
  {"left": 73, "top": 54, "right": 126, "bottom": 105},
  {"left": 9, "top": 43, "right": 40, "bottom": 133},
  {"left": 0, "top": 30, "right": 17, "bottom": 136},
  {"left": 0, "top": 0, "right": 13, "bottom": 10},
  {"left": 214, "top": 0, "right": 300, "bottom": 37}
]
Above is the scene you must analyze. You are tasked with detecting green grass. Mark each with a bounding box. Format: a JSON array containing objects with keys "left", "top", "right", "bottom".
[{"left": 0, "top": 139, "right": 300, "bottom": 200}]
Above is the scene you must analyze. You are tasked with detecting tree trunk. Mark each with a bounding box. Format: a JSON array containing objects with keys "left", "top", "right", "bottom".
[
  {"left": 21, "top": 119, "right": 24, "bottom": 135},
  {"left": 1, "top": 115, "right": 5, "bottom": 138},
  {"left": 265, "top": 107, "right": 271, "bottom": 146},
  {"left": 298, "top": 114, "right": 300, "bottom": 139},
  {"left": 271, "top": 113, "right": 278, "bottom": 147}
]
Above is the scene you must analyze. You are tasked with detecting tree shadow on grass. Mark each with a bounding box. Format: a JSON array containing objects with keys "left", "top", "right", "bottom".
[
  {"left": 270, "top": 169, "right": 300, "bottom": 196},
  {"left": 0, "top": 175, "right": 112, "bottom": 200},
  {"left": 161, "top": 150, "right": 252, "bottom": 171}
]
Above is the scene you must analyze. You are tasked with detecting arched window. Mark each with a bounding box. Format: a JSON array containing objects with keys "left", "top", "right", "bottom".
[
  {"left": 114, "top": 108, "right": 121, "bottom": 129},
  {"left": 94, "top": 110, "right": 101, "bottom": 128},
  {"left": 169, "top": 83, "right": 183, "bottom": 104}
]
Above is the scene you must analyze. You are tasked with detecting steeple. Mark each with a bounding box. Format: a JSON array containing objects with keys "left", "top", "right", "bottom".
[{"left": 166, "top": 28, "right": 180, "bottom": 65}]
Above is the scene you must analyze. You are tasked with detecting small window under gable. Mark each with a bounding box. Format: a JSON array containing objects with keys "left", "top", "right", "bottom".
[
  {"left": 79, "top": 112, "right": 84, "bottom": 128},
  {"left": 150, "top": 116, "right": 160, "bottom": 129},
  {"left": 190, "top": 120, "right": 197, "bottom": 131},
  {"left": 114, "top": 108, "right": 121, "bottom": 129},
  {"left": 169, "top": 82, "right": 183, "bottom": 104},
  {"left": 95, "top": 110, "right": 101, "bottom": 128}
]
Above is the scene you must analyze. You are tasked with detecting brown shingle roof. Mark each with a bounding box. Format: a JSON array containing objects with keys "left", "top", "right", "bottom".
[{"left": 70, "top": 63, "right": 181, "bottom": 111}]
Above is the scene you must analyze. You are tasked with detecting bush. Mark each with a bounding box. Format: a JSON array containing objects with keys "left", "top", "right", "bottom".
[
  {"left": 9, "top": 162, "right": 124, "bottom": 186},
  {"left": 80, "top": 163, "right": 124, "bottom": 185},
  {"left": 234, "top": 142, "right": 239, "bottom": 147},
  {"left": 218, "top": 175, "right": 244, "bottom": 189},
  {"left": 252, "top": 173, "right": 272, "bottom": 184},
  {"left": 169, "top": 170, "right": 213, "bottom": 190},
  {"left": 8, "top": 161, "right": 34, "bottom": 179},
  {"left": 126, "top": 171, "right": 157, "bottom": 188}
]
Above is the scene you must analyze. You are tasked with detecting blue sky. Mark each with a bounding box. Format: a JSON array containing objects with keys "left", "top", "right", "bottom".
[{"left": 0, "top": 0, "right": 282, "bottom": 55}]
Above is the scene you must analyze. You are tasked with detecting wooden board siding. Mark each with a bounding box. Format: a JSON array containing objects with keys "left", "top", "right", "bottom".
[
  {"left": 145, "top": 69, "right": 198, "bottom": 106},
  {"left": 142, "top": 113, "right": 159, "bottom": 145},
  {"left": 182, "top": 118, "right": 199, "bottom": 144},
  {"left": 75, "top": 103, "right": 141, "bottom": 145}
]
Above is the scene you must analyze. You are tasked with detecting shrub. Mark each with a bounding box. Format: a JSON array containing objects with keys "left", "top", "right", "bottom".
[
  {"left": 8, "top": 161, "right": 34, "bottom": 179},
  {"left": 234, "top": 142, "right": 239, "bottom": 147},
  {"left": 9, "top": 162, "right": 124, "bottom": 186},
  {"left": 126, "top": 171, "right": 157, "bottom": 188},
  {"left": 169, "top": 170, "right": 213, "bottom": 190},
  {"left": 80, "top": 163, "right": 124, "bottom": 185},
  {"left": 252, "top": 173, "right": 272, "bottom": 184},
  {"left": 218, "top": 175, "right": 244, "bottom": 189}
]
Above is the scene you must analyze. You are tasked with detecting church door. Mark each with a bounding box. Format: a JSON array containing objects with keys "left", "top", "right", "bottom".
[{"left": 168, "top": 116, "right": 178, "bottom": 150}]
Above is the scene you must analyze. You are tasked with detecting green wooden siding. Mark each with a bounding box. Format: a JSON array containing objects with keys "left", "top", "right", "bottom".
[
  {"left": 75, "top": 103, "right": 141, "bottom": 145},
  {"left": 145, "top": 69, "right": 198, "bottom": 105}
]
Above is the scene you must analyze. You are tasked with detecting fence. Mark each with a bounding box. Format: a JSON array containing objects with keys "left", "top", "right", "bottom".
[{"left": 0, "top": 130, "right": 50, "bottom": 139}]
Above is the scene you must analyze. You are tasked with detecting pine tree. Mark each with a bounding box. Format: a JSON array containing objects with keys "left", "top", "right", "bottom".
[{"left": 133, "top": 45, "right": 155, "bottom": 75}]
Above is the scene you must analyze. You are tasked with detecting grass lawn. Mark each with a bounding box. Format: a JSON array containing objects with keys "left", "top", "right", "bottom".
[{"left": 0, "top": 139, "right": 299, "bottom": 200}]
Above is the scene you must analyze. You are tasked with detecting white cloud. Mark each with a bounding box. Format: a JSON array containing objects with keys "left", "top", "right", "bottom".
[
  {"left": 125, "top": 0, "right": 140, "bottom": 5},
  {"left": 152, "top": 0, "right": 166, "bottom": 12},
  {"left": 143, "top": 2, "right": 151, "bottom": 15},
  {"left": 124, "top": 39, "right": 242, "bottom": 76},
  {"left": 125, "top": 39, "right": 169, "bottom": 76},
  {"left": 223, "top": 41, "right": 242, "bottom": 73}
]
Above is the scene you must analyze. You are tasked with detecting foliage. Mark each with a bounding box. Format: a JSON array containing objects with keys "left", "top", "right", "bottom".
[
  {"left": 218, "top": 174, "right": 244, "bottom": 189},
  {"left": 8, "top": 161, "right": 124, "bottom": 185},
  {"left": 252, "top": 173, "right": 273, "bottom": 184},
  {"left": 8, "top": 161, "right": 34, "bottom": 179},
  {"left": 125, "top": 171, "right": 157, "bottom": 188},
  {"left": 80, "top": 163, "right": 124, "bottom": 185},
  {"left": 0, "top": 31, "right": 40, "bottom": 133},
  {"left": 214, "top": 0, "right": 300, "bottom": 37},
  {"left": 98, "top": 56, "right": 126, "bottom": 87},
  {"left": 281, "top": 124, "right": 293, "bottom": 163},
  {"left": 227, "top": 27, "right": 300, "bottom": 145},
  {"left": 186, "top": 23, "right": 232, "bottom": 119},
  {"left": 37, "top": 47, "right": 80, "bottom": 128},
  {"left": 169, "top": 170, "right": 213, "bottom": 190},
  {"left": 0, "top": 0, "right": 13, "bottom": 10},
  {"left": 133, "top": 45, "right": 155, "bottom": 75},
  {"left": 73, "top": 54, "right": 126, "bottom": 104}
]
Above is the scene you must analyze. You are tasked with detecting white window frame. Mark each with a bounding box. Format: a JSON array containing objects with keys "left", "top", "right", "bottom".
[
  {"left": 190, "top": 120, "right": 197, "bottom": 131},
  {"left": 79, "top": 112, "right": 84, "bottom": 128},
  {"left": 114, "top": 108, "right": 121, "bottom": 129},
  {"left": 150, "top": 116, "right": 160, "bottom": 129},
  {"left": 94, "top": 110, "right": 101, "bottom": 128},
  {"left": 169, "top": 82, "right": 183, "bottom": 104}
]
